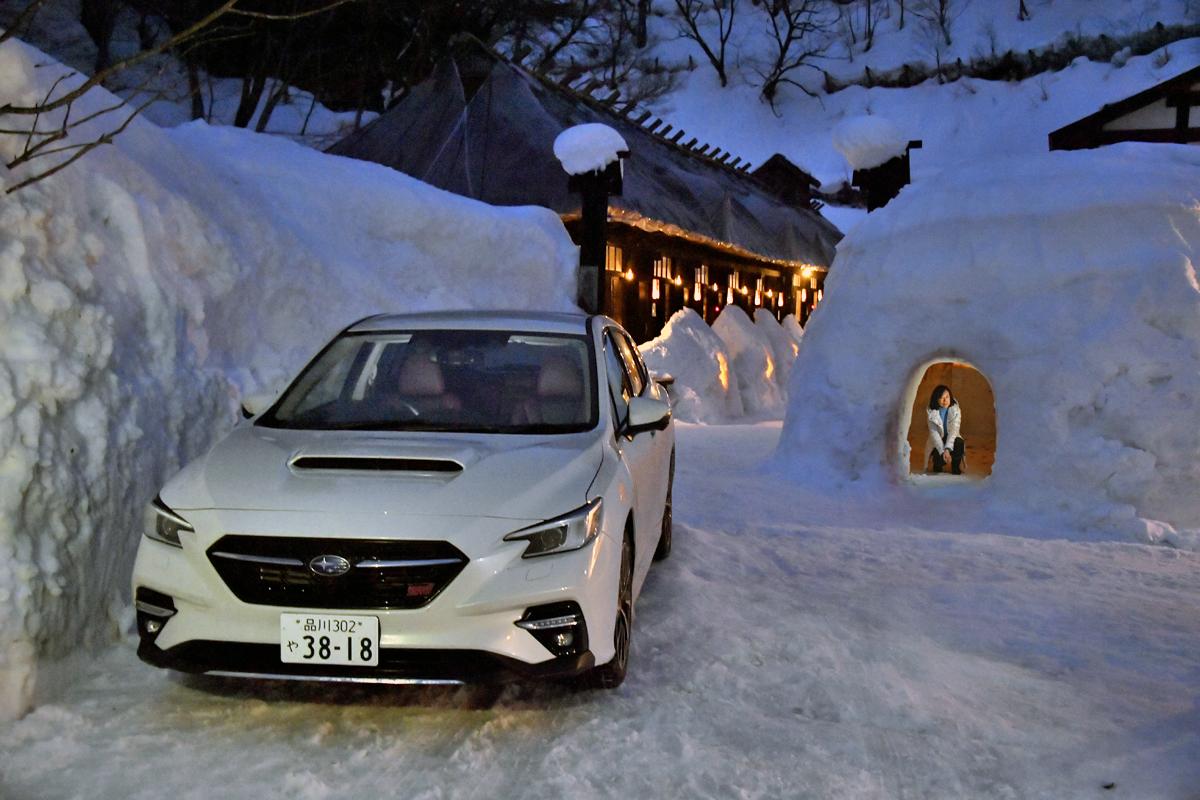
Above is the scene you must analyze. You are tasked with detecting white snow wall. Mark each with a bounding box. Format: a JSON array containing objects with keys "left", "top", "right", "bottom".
[
  {"left": 0, "top": 39, "right": 578, "bottom": 719},
  {"left": 778, "top": 144, "right": 1200, "bottom": 547}
]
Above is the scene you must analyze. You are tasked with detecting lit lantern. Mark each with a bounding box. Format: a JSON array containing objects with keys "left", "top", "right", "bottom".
[
  {"left": 693, "top": 284, "right": 701, "bottom": 302},
  {"left": 741, "top": 286, "right": 748, "bottom": 295},
  {"left": 777, "top": 294, "right": 783, "bottom": 306},
  {"left": 624, "top": 268, "right": 634, "bottom": 281},
  {"left": 726, "top": 287, "right": 733, "bottom": 304},
  {"left": 754, "top": 291, "right": 762, "bottom": 306},
  {"left": 711, "top": 282, "right": 718, "bottom": 292},
  {"left": 817, "top": 289, "right": 823, "bottom": 301},
  {"left": 651, "top": 278, "right": 660, "bottom": 300},
  {"left": 674, "top": 275, "right": 682, "bottom": 287},
  {"left": 801, "top": 288, "right": 808, "bottom": 302}
]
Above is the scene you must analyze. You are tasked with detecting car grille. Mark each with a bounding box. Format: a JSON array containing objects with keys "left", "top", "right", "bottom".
[{"left": 206, "top": 535, "right": 469, "bottom": 610}]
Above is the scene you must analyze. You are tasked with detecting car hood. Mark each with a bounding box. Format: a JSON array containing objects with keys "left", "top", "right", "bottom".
[{"left": 162, "top": 423, "right": 606, "bottom": 522}]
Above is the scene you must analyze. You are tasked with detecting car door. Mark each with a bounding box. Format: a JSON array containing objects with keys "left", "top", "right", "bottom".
[{"left": 602, "top": 327, "right": 659, "bottom": 592}]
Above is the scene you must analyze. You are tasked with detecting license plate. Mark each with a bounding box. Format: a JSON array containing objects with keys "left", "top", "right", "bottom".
[{"left": 280, "top": 613, "right": 380, "bottom": 666}]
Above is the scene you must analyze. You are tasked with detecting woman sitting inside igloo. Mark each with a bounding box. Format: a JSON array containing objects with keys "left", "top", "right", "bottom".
[{"left": 927, "top": 385, "right": 965, "bottom": 475}]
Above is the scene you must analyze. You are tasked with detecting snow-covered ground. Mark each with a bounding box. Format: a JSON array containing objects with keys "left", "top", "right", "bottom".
[{"left": 1, "top": 422, "right": 1198, "bottom": 800}]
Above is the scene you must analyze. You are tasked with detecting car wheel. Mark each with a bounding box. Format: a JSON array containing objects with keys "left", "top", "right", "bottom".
[
  {"left": 653, "top": 450, "right": 674, "bottom": 561},
  {"left": 587, "top": 533, "right": 633, "bottom": 689}
]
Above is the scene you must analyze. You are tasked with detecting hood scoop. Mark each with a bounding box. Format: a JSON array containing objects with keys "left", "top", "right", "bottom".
[{"left": 289, "top": 456, "right": 463, "bottom": 473}]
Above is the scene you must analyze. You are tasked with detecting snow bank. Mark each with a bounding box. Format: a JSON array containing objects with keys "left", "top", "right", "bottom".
[
  {"left": 832, "top": 115, "right": 908, "bottom": 170},
  {"left": 639, "top": 309, "right": 744, "bottom": 422},
  {"left": 778, "top": 144, "right": 1200, "bottom": 548},
  {"left": 553, "top": 123, "right": 628, "bottom": 175},
  {"left": 0, "top": 38, "right": 577, "bottom": 720},
  {"left": 711, "top": 306, "right": 785, "bottom": 416}
]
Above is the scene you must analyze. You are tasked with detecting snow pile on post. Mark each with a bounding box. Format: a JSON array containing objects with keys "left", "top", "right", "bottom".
[
  {"left": 0, "top": 38, "right": 577, "bottom": 720},
  {"left": 832, "top": 115, "right": 908, "bottom": 170},
  {"left": 778, "top": 144, "right": 1200, "bottom": 548},
  {"left": 712, "top": 306, "right": 785, "bottom": 416},
  {"left": 639, "top": 308, "right": 744, "bottom": 422},
  {"left": 552, "top": 123, "right": 629, "bottom": 175}
]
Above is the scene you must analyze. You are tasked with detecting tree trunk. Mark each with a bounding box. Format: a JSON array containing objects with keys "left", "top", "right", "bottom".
[
  {"left": 80, "top": 0, "right": 119, "bottom": 74},
  {"left": 636, "top": 0, "right": 649, "bottom": 47},
  {"left": 186, "top": 60, "right": 204, "bottom": 120},
  {"left": 234, "top": 72, "right": 267, "bottom": 128}
]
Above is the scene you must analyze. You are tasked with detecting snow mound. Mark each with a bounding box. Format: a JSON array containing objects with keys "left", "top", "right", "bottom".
[
  {"left": 754, "top": 309, "right": 800, "bottom": 389},
  {"left": 553, "top": 123, "right": 628, "bottom": 175},
  {"left": 782, "top": 313, "right": 805, "bottom": 344},
  {"left": 639, "top": 308, "right": 744, "bottom": 422},
  {"left": 832, "top": 115, "right": 908, "bottom": 170},
  {"left": 0, "top": 38, "right": 577, "bottom": 720},
  {"left": 778, "top": 144, "right": 1200, "bottom": 548},
  {"left": 712, "top": 306, "right": 784, "bottom": 416}
]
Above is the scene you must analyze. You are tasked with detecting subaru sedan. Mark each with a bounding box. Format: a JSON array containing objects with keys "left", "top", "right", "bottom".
[{"left": 133, "top": 311, "right": 674, "bottom": 688}]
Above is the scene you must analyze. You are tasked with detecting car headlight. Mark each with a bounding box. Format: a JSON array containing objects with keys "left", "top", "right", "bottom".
[
  {"left": 143, "top": 496, "right": 193, "bottom": 548},
  {"left": 503, "top": 498, "right": 603, "bottom": 558}
]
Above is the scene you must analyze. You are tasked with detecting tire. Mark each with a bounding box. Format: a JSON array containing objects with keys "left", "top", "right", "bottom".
[
  {"left": 586, "top": 533, "right": 633, "bottom": 690},
  {"left": 653, "top": 450, "right": 675, "bottom": 561}
]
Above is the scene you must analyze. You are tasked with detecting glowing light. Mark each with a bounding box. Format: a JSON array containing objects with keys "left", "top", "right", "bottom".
[
  {"left": 624, "top": 269, "right": 634, "bottom": 281},
  {"left": 801, "top": 288, "right": 808, "bottom": 302},
  {"left": 817, "top": 289, "right": 823, "bottom": 301},
  {"left": 716, "top": 352, "right": 730, "bottom": 390},
  {"left": 711, "top": 283, "right": 718, "bottom": 292},
  {"left": 740, "top": 286, "right": 749, "bottom": 295},
  {"left": 726, "top": 287, "right": 733, "bottom": 304},
  {"left": 754, "top": 291, "right": 762, "bottom": 306},
  {"left": 777, "top": 294, "right": 784, "bottom": 307},
  {"left": 693, "top": 284, "right": 701, "bottom": 301},
  {"left": 766, "top": 289, "right": 774, "bottom": 298},
  {"left": 652, "top": 278, "right": 660, "bottom": 300},
  {"left": 764, "top": 356, "right": 775, "bottom": 381},
  {"left": 674, "top": 275, "right": 682, "bottom": 287},
  {"left": 802, "top": 267, "right": 814, "bottom": 278}
]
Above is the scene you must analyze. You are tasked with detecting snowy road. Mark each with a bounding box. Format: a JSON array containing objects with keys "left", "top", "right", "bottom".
[{"left": 3, "top": 423, "right": 1199, "bottom": 800}]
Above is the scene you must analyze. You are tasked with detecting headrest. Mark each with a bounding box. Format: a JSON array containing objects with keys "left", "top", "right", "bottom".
[
  {"left": 538, "top": 357, "right": 583, "bottom": 398},
  {"left": 397, "top": 357, "right": 445, "bottom": 396}
]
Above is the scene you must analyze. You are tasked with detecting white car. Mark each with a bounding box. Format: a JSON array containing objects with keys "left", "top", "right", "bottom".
[{"left": 133, "top": 311, "right": 674, "bottom": 688}]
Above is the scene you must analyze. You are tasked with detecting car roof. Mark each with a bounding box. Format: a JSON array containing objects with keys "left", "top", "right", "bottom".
[{"left": 347, "top": 310, "right": 594, "bottom": 335}]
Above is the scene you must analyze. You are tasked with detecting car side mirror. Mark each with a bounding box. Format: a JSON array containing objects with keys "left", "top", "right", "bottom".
[
  {"left": 240, "top": 392, "right": 278, "bottom": 419},
  {"left": 624, "top": 396, "right": 671, "bottom": 436},
  {"left": 653, "top": 372, "right": 675, "bottom": 387}
]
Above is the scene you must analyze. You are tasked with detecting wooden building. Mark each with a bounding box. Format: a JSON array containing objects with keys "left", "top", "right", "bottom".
[
  {"left": 329, "top": 41, "right": 841, "bottom": 343},
  {"left": 1049, "top": 64, "right": 1200, "bottom": 150}
]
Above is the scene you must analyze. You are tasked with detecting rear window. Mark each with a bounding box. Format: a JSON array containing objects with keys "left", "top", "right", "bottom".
[{"left": 259, "top": 329, "right": 597, "bottom": 434}]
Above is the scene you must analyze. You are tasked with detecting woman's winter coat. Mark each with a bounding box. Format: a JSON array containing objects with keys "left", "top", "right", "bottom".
[{"left": 926, "top": 404, "right": 962, "bottom": 455}]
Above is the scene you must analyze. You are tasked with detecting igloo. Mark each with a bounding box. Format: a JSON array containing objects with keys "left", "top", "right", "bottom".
[{"left": 778, "top": 145, "right": 1200, "bottom": 547}]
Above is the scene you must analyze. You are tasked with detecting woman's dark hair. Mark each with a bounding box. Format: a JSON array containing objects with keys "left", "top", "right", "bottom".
[{"left": 928, "top": 384, "right": 957, "bottom": 410}]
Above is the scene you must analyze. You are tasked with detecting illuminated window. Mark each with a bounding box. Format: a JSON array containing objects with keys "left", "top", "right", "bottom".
[{"left": 605, "top": 244, "right": 623, "bottom": 273}]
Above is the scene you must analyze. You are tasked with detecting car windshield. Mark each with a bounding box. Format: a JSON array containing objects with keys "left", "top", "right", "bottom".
[{"left": 259, "top": 329, "right": 597, "bottom": 434}]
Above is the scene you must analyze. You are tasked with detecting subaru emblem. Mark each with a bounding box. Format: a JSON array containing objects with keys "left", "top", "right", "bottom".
[{"left": 309, "top": 554, "right": 351, "bottom": 577}]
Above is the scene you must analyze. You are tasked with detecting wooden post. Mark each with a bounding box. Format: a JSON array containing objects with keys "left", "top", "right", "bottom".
[{"left": 567, "top": 155, "right": 627, "bottom": 314}]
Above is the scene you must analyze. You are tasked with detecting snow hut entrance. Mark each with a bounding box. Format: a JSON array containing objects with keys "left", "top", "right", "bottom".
[{"left": 905, "top": 362, "right": 995, "bottom": 478}]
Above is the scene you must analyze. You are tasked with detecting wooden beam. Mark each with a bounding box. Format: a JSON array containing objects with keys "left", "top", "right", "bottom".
[
  {"left": 658, "top": 124, "right": 673, "bottom": 137},
  {"left": 1166, "top": 90, "right": 1200, "bottom": 107},
  {"left": 684, "top": 137, "right": 698, "bottom": 148},
  {"left": 645, "top": 118, "right": 663, "bottom": 132},
  {"left": 718, "top": 153, "right": 732, "bottom": 164},
  {"left": 632, "top": 110, "right": 651, "bottom": 124},
  {"left": 670, "top": 129, "right": 685, "bottom": 142},
  {"left": 729, "top": 157, "right": 742, "bottom": 168}
]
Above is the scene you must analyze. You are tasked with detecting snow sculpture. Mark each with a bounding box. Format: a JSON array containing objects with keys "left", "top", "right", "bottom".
[
  {"left": 778, "top": 145, "right": 1200, "bottom": 548},
  {"left": 831, "top": 115, "right": 907, "bottom": 171},
  {"left": 712, "top": 305, "right": 785, "bottom": 416},
  {"left": 639, "top": 308, "right": 744, "bottom": 422},
  {"left": 552, "top": 123, "right": 629, "bottom": 176},
  {"left": 782, "top": 313, "right": 805, "bottom": 344}
]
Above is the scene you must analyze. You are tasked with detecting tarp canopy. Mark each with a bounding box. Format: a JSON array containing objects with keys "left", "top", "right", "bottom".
[{"left": 329, "top": 51, "right": 841, "bottom": 268}]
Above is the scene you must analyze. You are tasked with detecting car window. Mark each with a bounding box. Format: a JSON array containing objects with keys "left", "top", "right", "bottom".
[
  {"left": 617, "top": 330, "right": 649, "bottom": 394},
  {"left": 603, "top": 330, "right": 633, "bottom": 423},
  {"left": 261, "top": 330, "right": 597, "bottom": 434}
]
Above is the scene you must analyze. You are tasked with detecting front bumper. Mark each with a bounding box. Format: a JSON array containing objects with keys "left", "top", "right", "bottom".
[
  {"left": 131, "top": 508, "right": 621, "bottom": 681},
  {"left": 137, "top": 637, "right": 595, "bottom": 684}
]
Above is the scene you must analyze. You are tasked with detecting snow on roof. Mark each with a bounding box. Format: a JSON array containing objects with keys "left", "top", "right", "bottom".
[
  {"left": 778, "top": 143, "right": 1200, "bottom": 548},
  {"left": 832, "top": 115, "right": 908, "bottom": 171},
  {"left": 553, "top": 123, "right": 627, "bottom": 176}
]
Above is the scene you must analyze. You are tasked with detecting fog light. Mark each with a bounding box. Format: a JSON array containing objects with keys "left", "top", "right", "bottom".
[
  {"left": 135, "top": 587, "right": 176, "bottom": 643},
  {"left": 516, "top": 602, "right": 587, "bottom": 657}
]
